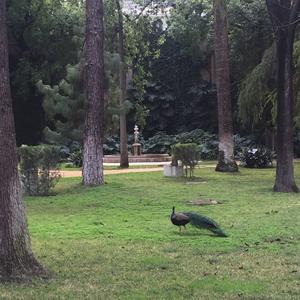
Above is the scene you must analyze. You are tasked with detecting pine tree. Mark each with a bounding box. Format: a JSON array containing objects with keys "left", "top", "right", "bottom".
[
  {"left": 37, "top": 53, "right": 125, "bottom": 147},
  {"left": 0, "top": 0, "right": 46, "bottom": 280},
  {"left": 82, "top": 0, "right": 105, "bottom": 185}
]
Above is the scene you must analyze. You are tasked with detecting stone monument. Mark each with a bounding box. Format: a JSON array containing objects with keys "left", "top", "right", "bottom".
[{"left": 132, "top": 125, "right": 141, "bottom": 156}]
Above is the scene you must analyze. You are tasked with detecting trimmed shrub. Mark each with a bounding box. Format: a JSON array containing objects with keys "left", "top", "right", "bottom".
[
  {"left": 19, "top": 145, "right": 61, "bottom": 196},
  {"left": 171, "top": 143, "right": 201, "bottom": 178}
]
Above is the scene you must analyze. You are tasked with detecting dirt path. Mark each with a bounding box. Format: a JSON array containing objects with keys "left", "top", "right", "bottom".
[
  {"left": 61, "top": 167, "right": 163, "bottom": 178},
  {"left": 60, "top": 164, "right": 216, "bottom": 178}
]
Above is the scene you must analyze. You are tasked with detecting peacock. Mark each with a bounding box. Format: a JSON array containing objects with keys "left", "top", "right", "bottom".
[{"left": 170, "top": 206, "right": 228, "bottom": 237}]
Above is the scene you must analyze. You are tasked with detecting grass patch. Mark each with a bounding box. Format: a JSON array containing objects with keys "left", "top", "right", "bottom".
[{"left": 0, "top": 166, "right": 300, "bottom": 299}]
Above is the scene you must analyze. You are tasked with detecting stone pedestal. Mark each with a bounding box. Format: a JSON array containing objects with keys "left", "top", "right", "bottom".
[
  {"left": 163, "top": 165, "right": 183, "bottom": 177},
  {"left": 132, "top": 143, "right": 141, "bottom": 156}
]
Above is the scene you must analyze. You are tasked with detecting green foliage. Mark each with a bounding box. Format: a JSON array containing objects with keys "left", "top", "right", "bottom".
[
  {"left": 168, "top": 0, "right": 212, "bottom": 59},
  {"left": 237, "top": 38, "right": 300, "bottom": 140},
  {"left": 8, "top": 0, "right": 83, "bottom": 145},
  {"left": 69, "top": 149, "right": 83, "bottom": 168},
  {"left": 37, "top": 52, "right": 126, "bottom": 146},
  {"left": 18, "top": 145, "right": 61, "bottom": 196},
  {"left": 103, "top": 135, "right": 120, "bottom": 155},
  {"left": 125, "top": 0, "right": 218, "bottom": 135},
  {"left": 142, "top": 132, "right": 177, "bottom": 154},
  {"left": 143, "top": 129, "right": 218, "bottom": 159},
  {"left": 239, "top": 147, "right": 276, "bottom": 168},
  {"left": 171, "top": 143, "right": 201, "bottom": 177},
  {"left": 228, "top": 0, "right": 273, "bottom": 82},
  {"left": 233, "top": 134, "right": 256, "bottom": 156},
  {"left": 37, "top": 62, "right": 85, "bottom": 145},
  {"left": 238, "top": 45, "right": 277, "bottom": 128},
  {"left": 135, "top": 80, "right": 217, "bottom": 135},
  {"left": 176, "top": 130, "right": 218, "bottom": 159}
]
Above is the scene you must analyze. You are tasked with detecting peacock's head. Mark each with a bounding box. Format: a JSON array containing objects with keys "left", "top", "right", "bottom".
[{"left": 172, "top": 206, "right": 175, "bottom": 213}]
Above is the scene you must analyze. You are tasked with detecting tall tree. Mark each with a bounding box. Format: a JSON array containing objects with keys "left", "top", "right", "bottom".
[
  {"left": 116, "top": 0, "right": 129, "bottom": 168},
  {"left": 0, "top": 0, "right": 45, "bottom": 280},
  {"left": 214, "top": 0, "right": 238, "bottom": 172},
  {"left": 266, "top": 0, "right": 300, "bottom": 192},
  {"left": 83, "top": 0, "right": 105, "bottom": 185}
]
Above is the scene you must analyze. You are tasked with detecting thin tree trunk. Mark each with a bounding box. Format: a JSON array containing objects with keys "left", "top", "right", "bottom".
[
  {"left": 83, "top": 0, "right": 105, "bottom": 185},
  {"left": 116, "top": 0, "right": 129, "bottom": 168},
  {"left": 0, "top": 0, "right": 46, "bottom": 280},
  {"left": 214, "top": 0, "right": 238, "bottom": 172},
  {"left": 266, "top": 0, "right": 299, "bottom": 192}
]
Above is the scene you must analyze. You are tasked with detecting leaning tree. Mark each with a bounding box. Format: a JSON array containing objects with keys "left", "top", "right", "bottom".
[
  {"left": 0, "top": 0, "right": 45, "bottom": 280},
  {"left": 82, "top": 0, "right": 105, "bottom": 185},
  {"left": 266, "top": 0, "right": 300, "bottom": 192},
  {"left": 214, "top": 0, "right": 238, "bottom": 172}
]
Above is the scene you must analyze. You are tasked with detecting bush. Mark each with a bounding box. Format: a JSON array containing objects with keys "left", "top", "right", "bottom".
[
  {"left": 63, "top": 162, "right": 76, "bottom": 168},
  {"left": 233, "top": 135, "right": 256, "bottom": 158},
  {"left": 69, "top": 149, "right": 83, "bottom": 167},
  {"left": 171, "top": 143, "right": 201, "bottom": 178},
  {"left": 18, "top": 145, "right": 61, "bottom": 196},
  {"left": 143, "top": 129, "right": 218, "bottom": 159},
  {"left": 103, "top": 135, "right": 120, "bottom": 154},
  {"left": 143, "top": 132, "right": 177, "bottom": 154},
  {"left": 239, "top": 147, "right": 276, "bottom": 168}
]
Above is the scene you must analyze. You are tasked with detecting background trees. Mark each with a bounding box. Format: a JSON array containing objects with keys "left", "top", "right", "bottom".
[
  {"left": 5, "top": 0, "right": 300, "bottom": 189},
  {"left": 7, "top": 0, "right": 82, "bottom": 145}
]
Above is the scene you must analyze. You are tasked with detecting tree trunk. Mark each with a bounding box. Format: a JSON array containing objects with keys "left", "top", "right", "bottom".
[
  {"left": 0, "top": 0, "right": 46, "bottom": 280},
  {"left": 214, "top": 0, "right": 238, "bottom": 172},
  {"left": 116, "top": 0, "right": 129, "bottom": 168},
  {"left": 266, "top": 0, "right": 299, "bottom": 192},
  {"left": 82, "top": 0, "right": 105, "bottom": 185}
]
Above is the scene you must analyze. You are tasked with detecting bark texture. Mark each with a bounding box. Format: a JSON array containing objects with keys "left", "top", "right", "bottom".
[
  {"left": 0, "top": 0, "right": 46, "bottom": 280},
  {"left": 214, "top": 0, "right": 238, "bottom": 172},
  {"left": 266, "top": 0, "right": 299, "bottom": 192},
  {"left": 83, "top": 0, "right": 105, "bottom": 185},
  {"left": 116, "top": 0, "right": 129, "bottom": 168}
]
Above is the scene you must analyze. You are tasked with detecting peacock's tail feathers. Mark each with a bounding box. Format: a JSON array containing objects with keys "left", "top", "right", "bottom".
[
  {"left": 209, "top": 227, "right": 228, "bottom": 237},
  {"left": 183, "top": 212, "right": 228, "bottom": 237}
]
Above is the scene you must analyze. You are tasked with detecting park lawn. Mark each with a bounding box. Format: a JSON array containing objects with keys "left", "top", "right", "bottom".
[{"left": 0, "top": 166, "right": 300, "bottom": 299}]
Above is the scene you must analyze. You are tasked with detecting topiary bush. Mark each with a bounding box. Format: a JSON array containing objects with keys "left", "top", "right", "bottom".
[
  {"left": 171, "top": 143, "right": 201, "bottom": 178},
  {"left": 18, "top": 145, "right": 61, "bottom": 196},
  {"left": 239, "top": 147, "right": 276, "bottom": 168}
]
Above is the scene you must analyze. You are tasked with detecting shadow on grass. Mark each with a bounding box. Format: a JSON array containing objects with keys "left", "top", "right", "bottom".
[{"left": 173, "top": 230, "right": 217, "bottom": 237}]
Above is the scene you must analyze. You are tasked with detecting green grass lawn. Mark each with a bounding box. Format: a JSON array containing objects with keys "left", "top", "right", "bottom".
[{"left": 1, "top": 166, "right": 300, "bottom": 299}]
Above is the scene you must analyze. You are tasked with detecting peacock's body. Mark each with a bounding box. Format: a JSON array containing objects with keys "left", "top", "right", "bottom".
[{"left": 170, "top": 206, "right": 227, "bottom": 237}]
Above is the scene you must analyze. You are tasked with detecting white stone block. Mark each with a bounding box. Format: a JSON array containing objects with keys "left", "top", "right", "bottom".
[{"left": 163, "top": 165, "right": 183, "bottom": 177}]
